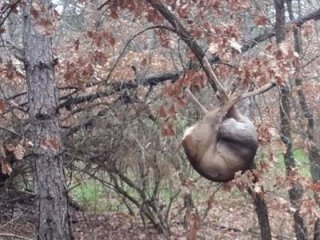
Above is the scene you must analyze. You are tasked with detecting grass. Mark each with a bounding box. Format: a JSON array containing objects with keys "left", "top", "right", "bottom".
[
  {"left": 71, "top": 179, "right": 108, "bottom": 211},
  {"left": 70, "top": 149, "right": 312, "bottom": 213},
  {"left": 275, "top": 148, "right": 310, "bottom": 176}
]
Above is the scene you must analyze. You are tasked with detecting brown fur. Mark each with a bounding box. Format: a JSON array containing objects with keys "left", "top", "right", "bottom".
[{"left": 182, "top": 97, "right": 258, "bottom": 182}]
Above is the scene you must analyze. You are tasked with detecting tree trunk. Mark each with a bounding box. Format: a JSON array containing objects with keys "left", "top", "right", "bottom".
[
  {"left": 273, "top": 0, "right": 308, "bottom": 239},
  {"left": 247, "top": 184, "right": 272, "bottom": 240},
  {"left": 22, "top": 0, "right": 73, "bottom": 239},
  {"left": 286, "top": 0, "right": 320, "bottom": 238}
]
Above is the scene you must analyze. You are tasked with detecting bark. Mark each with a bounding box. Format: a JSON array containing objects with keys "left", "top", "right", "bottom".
[
  {"left": 22, "top": 0, "right": 73, "bottom": 239},
  {"left": 0, "top": 20, "right": 12, "bottom": 63},
  {"left": 286, "top": 0, "right": 320, "bottom": 239},
  {"left": 247, "top": 180, "right": 272, "bottom": 240},
  {"left": 274, "top": 0, "right": 308, "bottom": 239}
]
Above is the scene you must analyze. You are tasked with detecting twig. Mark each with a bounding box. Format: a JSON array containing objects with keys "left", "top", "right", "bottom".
[
  {"left": 97, "top": 0, "right": 111, "bottom": 11},
  {"left": 202, "top": 183, "right": 223, "bottom": 221},
  {"left": 104, "top": 25, "right": 175, "bottom": 85},
  {"left": 0, "top": 0, "right": 22, "bottom": 28},
  {"left": 0, "top": 125, "right": 21, "bottom": 137},
  {"left": 242, "top": 8, "right": 320, "bottom": 52},
  {"left": 0, "top": 233, "right": 32, "bottom": 240}
]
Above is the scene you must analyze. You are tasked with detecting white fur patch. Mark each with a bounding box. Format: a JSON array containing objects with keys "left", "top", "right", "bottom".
[{"left": 183, "top": 125, "right": 196, "bottom": 140}]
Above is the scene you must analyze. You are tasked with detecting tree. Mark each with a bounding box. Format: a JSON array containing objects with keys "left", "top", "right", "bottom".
[
  {"left": 273, "top": 0, "right": 308, "bottom": 239},
  {"left": 1, "top": 0, "right": 320, "bottom": 239},
  {"left": 287, "top": 0, "right": 320, "bottom": 238},
  {"left": 22, "top": 0, "right": 73, "bottom": 239}
]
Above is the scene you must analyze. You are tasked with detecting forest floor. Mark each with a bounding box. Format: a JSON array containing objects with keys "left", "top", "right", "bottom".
[
  {"left": 0, "top": 211, "right": 257, "bottom": 240},
  {"left": 0, "top": 193, "right": 296, "bottom": 240}
]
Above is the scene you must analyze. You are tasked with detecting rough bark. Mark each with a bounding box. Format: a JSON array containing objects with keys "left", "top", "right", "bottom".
[
  {"left": 247, "top": 181, "right": 272, "bottom": 240},
  {"left": 274, "top": 0, "right": 308, "bottom": 239},
  {"left": 286, "top": 0, "right": 320, "bottom": 239},
  {"left": 22, "top": 0, "right": 73, "bottom": 239},
  {"left": 0, "top": 21, "right": 12, "bottom": 63}
]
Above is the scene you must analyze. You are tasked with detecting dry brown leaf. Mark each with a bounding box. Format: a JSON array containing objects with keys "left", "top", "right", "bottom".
[
  {"left": 2, "top": 163, "right": 12, "bottom": 175},
  {"left": 0, "top": 99, "right": 7, "bottom": 113},
  {"left": 41, "top": 137, "right": 61, "bottom": 152},
  {"left": 14, "top": 144, "right": 25, "bottom": 160},
  {"left": 0, "top": 144, "right": 6, "bottom": 159}
]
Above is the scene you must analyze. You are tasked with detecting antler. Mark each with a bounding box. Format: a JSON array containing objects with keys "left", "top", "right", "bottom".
[{"left": 185, "top": 82, "right": 276, "bottom": 114}]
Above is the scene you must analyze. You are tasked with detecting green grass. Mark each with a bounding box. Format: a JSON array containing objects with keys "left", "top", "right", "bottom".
[
  {"left": 71, "top": 179, "right": 107, "bottom": 211},
  {"left": 71, "top": 178, "right": 147, "bottom": 212},
  {"left": 275, "top": 148, "right": 310, "bottom": 176},
  {"left": 69, "top": 149, "right": 312, "bottom": 213}
]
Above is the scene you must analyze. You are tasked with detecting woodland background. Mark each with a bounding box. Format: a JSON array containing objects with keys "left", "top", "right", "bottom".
[{"left": 1, "top": 0, "right": 320, "bottom": 239}]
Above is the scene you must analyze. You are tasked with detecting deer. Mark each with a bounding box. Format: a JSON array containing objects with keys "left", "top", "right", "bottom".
[{"left": 182, "top": 83, "right": 275, "bottom": 182}]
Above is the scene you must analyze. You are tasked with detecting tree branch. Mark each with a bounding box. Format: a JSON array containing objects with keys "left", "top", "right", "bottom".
[
  {"left": 10, "top": 6, "right": 319, "bottom": 111},
  {"left": 294, "top": 8, "right": 320, "bottom": 26},
  {"left": 58, "top": 71, "right": 181, "bottom": 109},
  {"left": 104, "top": 25, "right": 175, "bottom": 85},
  {"left": 242, "top": 8, "right": 320, "bottom": 52},
  {"left": 0, "top": 233, "right": 32, "bottom": 240},
  {"left": 146, "top": 0, "right": 229, "bottom": 103},
  {"left": 0, "top": 0, "right": 21, "bottom": 28}
]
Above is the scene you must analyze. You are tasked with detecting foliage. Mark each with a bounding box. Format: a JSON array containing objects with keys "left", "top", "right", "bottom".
[{"left": 1, "top": 0, "right": 320, "bottom": 239}]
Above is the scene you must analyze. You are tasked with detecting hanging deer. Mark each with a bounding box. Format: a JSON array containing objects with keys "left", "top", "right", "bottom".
[{"left": 182, "top": 83, "right": 274, "bottom": 182}]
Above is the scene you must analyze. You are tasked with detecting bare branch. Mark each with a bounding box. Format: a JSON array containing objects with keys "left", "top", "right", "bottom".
[
  {"left": 0, "top": 0, "right": 21, "bottom": 28},
  {"left": 104, "top": 25, "right": 175, "bottom": 86},
  {"left": 242, "top": 8, "right": 320, "bottom": 52},
  {"left": 294, "top": 8, "right": 320, "bottom": 26},
  {"left": 146, "top": 0, "right": 229, "bottom": 103},
  {"left": 97, "top": 0, "right": 111, "bottom": 11},
  {"left": 0, "top": 233, "right": 32, "bottom": 240},
  {"left": 0, "top": 126, "right": 21, "bottom": 137}
]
